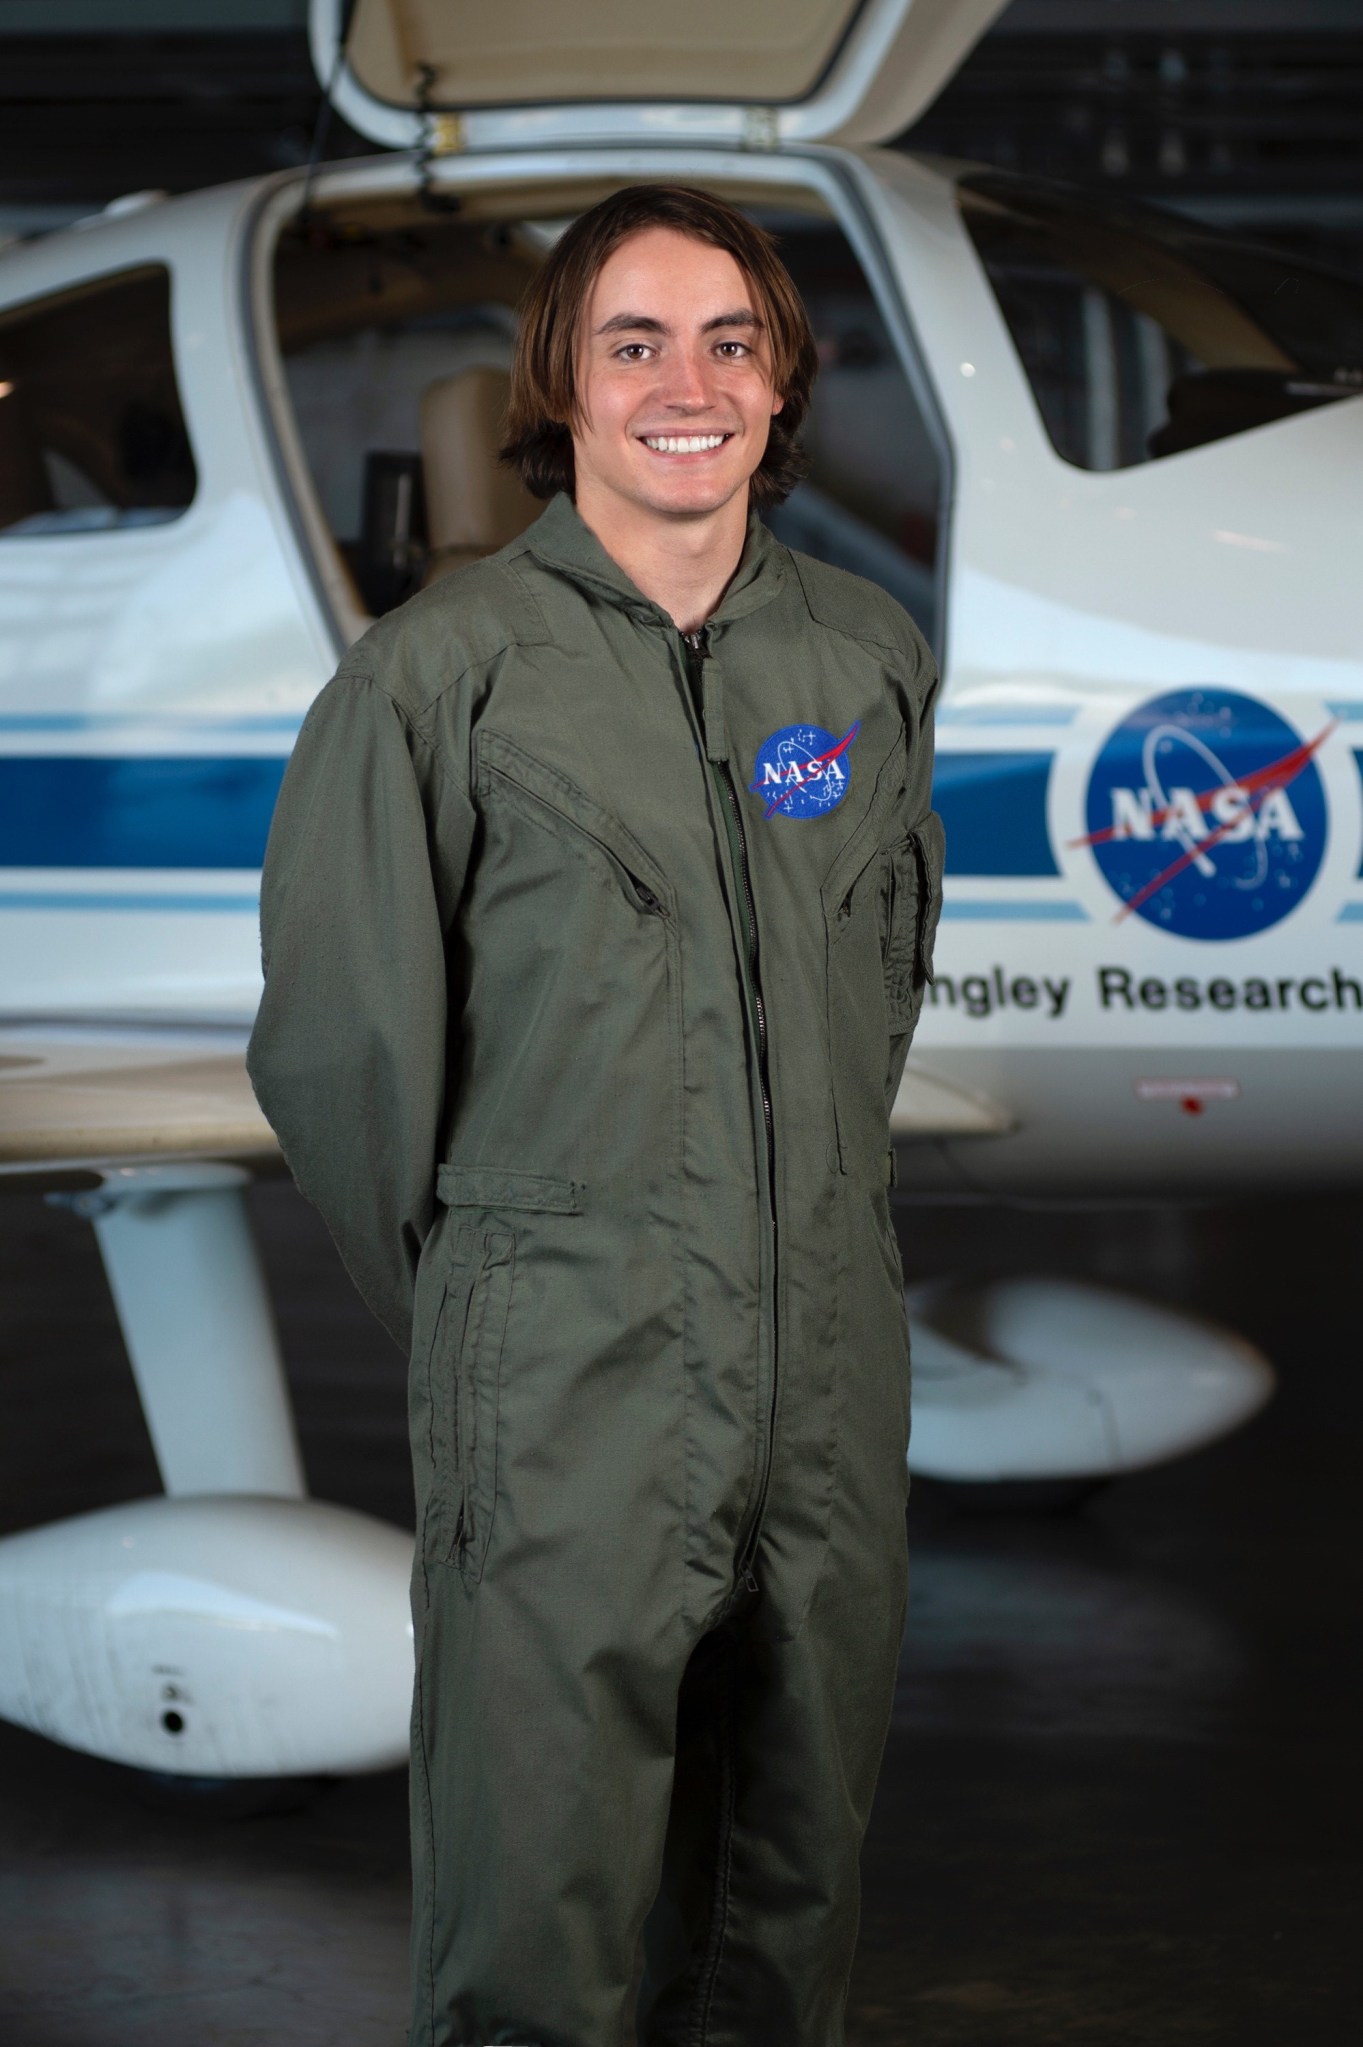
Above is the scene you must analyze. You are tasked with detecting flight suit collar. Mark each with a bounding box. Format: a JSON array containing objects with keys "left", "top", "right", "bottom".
[{"left": 518, "top": 489, "right": 786, "bottom": 632}]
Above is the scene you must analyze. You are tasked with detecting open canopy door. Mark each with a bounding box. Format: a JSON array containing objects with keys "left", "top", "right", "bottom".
[{"left": 310, "top": 0, "right": 1005, "bottom": 154}]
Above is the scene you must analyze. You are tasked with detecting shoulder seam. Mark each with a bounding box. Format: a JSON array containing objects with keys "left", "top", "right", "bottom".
[
  {"left": 785, "top": 549, "right": 908, "bottom": 653},
  {"left": 496, "top": 553, "right": 552, "bottom": 645},
  {"left": 324, "top": 665, "right": 466, "bottom": 797}
]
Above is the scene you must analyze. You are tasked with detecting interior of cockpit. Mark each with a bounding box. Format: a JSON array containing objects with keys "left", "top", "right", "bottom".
[{"left": 267, "top": 187, "right": 946, "bottom": 644}]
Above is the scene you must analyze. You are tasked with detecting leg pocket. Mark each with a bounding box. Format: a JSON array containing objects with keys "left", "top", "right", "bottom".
[{"left": 425, "top": 1228, "right": 514, "bottom": 1581}]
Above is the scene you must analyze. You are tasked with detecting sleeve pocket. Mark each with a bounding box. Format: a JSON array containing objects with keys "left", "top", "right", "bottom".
[{"left": 884, "top": 810, "right": 945, "bottom": 1034}]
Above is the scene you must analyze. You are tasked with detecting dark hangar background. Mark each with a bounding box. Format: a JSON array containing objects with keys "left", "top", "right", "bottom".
[{"left": 3, "top": 0, "right": 1363, "bottom": 281}]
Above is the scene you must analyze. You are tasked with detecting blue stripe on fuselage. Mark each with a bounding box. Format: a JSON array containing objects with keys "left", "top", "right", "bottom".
[
  {"left": 0, "top": 751, "right": 1059, "bottom": 877},
  {"left": 932, "top": 752, "right": 1057, "bottom": 877},
  {"left": 0, "top": 756, "right": 287, "bottom": 869}
]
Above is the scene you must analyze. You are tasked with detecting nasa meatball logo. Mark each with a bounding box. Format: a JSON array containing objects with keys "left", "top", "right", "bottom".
[
  {"left": 749, "top": 721, "right": 860, "bottom": 820},
  {"left": 1076, "top": 687, "right": 1332, "bottom": 940}
]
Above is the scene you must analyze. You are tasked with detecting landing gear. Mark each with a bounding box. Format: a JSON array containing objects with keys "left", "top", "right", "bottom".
[{"left": 0, "top": 1164, "right": 414, "bottom": 1788}]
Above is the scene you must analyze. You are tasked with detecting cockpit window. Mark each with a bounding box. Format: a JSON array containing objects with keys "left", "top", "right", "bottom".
[
  {"left": 0, "top": 265, "right": 197, "bottom": 537},
  {"left": 760, "top": 216, "right": 944, "bottom": 648},
  {"left": 959, "top": 173, "right": 1363, "bottom": 470},
  {"left": 271, "top": 199, "right": 946, "bottom": 646}
]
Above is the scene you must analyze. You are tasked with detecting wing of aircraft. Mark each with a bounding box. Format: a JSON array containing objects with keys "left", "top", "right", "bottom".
[
  {"left": 0, "top": 1023, "right": 275, "bottom": 1174},
  {"left": 0, "top": 1022, "right": 1005, "bottom": 1166}
]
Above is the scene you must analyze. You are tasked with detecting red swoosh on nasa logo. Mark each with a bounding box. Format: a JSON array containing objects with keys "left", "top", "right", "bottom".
[
  {"left": 759, "top": 722, "right": 861, "bottom": 819},
  {"left": 1069, "top": 719, "right": 1335, "bottom": 850},
  {"left": 1069, "top": 719, "right": 1335, "bottom": 923}
]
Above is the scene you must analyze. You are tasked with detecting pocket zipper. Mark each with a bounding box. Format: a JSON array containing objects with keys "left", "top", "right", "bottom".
[{"left": 484, "top": 758, "right": 669, "bottom": 920}]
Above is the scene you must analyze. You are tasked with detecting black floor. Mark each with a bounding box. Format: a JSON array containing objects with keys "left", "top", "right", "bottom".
[{"left": 0, "top": 1174, "right": 1358, "bottom": 2045}]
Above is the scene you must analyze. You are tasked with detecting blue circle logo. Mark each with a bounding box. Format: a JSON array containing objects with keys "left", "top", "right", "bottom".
[
  {"left": 748, "top": 721, "right": 860, "bottom": 820},
  {"left": 1081, "top": 688, "right": 1328, "bottom": 939}
]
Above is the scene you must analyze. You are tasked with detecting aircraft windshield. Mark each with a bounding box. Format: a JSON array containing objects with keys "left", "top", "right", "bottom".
[{"left": 959, "top": 173, "right": 1363, "bottom": 470}]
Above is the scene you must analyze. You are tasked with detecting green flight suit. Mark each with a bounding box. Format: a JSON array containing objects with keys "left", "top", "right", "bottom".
[{"left": 247, "top": 491, "right": 943, "bottom": 2047}]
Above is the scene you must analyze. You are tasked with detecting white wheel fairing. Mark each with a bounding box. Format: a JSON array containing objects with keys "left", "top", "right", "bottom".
[
  {"left": 906, "top": 1278, "right": 1274, "bottom": 1483},
  {"left": 0, "top": 1496, "right": 414, "bottom": 1777}
]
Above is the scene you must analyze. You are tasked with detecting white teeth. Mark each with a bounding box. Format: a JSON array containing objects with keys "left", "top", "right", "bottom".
[{"left": 643, "top": 433, "right": 730, "bottom": 453}]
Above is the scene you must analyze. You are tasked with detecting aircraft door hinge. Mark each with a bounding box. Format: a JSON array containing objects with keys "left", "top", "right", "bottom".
[
  {"left": 412, "top": 62, "right": 464, "bottom": 213},
  {"left": 427, "top": 111, "right": 466, "bottom": 157},
  {"left": 742, "top": 105, "right": 780, "bottom": 152}
]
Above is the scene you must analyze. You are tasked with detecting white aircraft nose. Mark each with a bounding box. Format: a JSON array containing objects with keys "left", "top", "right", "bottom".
[{"left": 907, "top": 1277, "right": 1275, "bottom": 1484}]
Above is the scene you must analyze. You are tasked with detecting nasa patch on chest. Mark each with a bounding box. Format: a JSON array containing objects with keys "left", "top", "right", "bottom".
[{"left": 748, "top": 721, "right": 861, "bottom": 820}]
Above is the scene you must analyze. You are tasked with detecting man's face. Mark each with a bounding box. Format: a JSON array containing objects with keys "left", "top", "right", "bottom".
[{"left": 571, "top": 225, "right": 784, "bottom": 525}]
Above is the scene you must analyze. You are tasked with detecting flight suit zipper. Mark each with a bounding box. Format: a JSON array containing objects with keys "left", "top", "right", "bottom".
[{"left": 683, "top": 627, "right": 777, "bottom": 1598}]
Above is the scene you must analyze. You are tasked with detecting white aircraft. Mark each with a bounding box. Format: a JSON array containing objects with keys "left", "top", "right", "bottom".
[{"left": 1, "top": 0, "right": 1353, "bottom": 1788}]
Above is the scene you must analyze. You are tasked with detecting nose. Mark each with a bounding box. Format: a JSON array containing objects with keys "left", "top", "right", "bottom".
[{"left": 657, "top": 342, "right": 714, "bottom": 412}]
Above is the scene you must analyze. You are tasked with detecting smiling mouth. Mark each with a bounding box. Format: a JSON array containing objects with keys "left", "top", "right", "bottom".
[{"left": 639, "top": 431, "right": 735, "bottom": 454}]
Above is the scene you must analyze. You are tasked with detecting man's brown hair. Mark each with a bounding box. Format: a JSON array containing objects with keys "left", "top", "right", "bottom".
[{"left": 501, "top": 183, "right": 818, "bottom": 508}]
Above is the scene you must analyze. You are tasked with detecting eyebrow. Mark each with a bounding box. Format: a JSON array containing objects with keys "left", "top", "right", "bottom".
[{"left": 594, "top": 309, "right": 764, "bottom": 337}]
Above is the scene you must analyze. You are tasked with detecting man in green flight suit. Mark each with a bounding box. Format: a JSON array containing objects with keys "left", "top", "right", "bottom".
[{"left": 248, "top": 183, "right": 943, "bottom": 2047}]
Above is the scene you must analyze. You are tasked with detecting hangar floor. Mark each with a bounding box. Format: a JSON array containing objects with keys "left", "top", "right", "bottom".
[{"left": 0, "top": 1174, "right": 1358, "bottom": 2045}]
